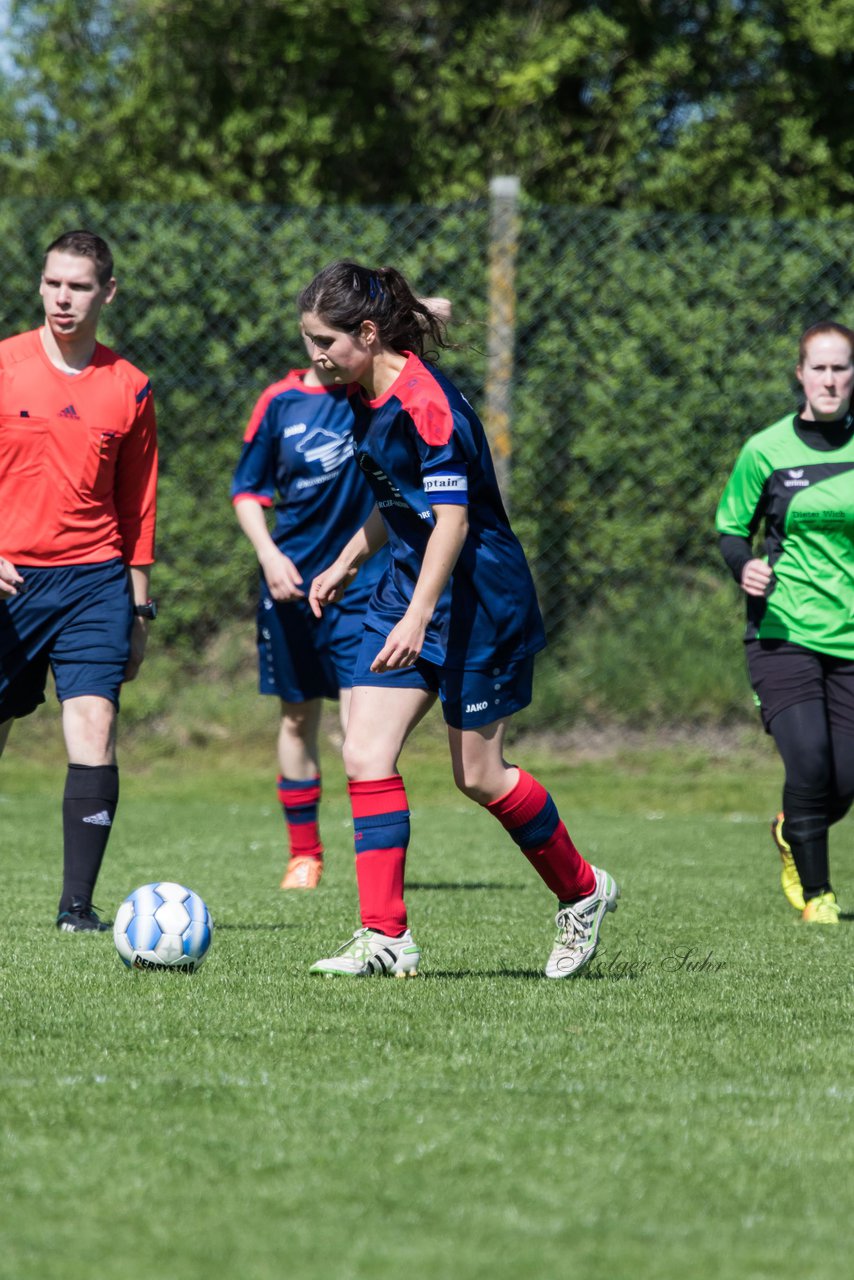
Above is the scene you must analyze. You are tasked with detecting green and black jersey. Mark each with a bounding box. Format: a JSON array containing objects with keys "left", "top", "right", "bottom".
[{"left": 716, "top": 412, "right": 854, "bottom": 658}]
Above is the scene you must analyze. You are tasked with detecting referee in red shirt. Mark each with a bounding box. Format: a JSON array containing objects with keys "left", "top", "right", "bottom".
[{"left": 0, "top": 230, "right": 158, "bottom": 931}]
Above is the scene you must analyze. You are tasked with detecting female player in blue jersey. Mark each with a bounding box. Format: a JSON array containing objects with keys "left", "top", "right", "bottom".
[
  {"left": 232, "top": 306, "right": 450, "bottom": 891},
  {"left": 232, "top": 339, "right": 390, "bottom": 889},
  {"left": 302, "top": 260, "right": 619, "bottom": 978}
]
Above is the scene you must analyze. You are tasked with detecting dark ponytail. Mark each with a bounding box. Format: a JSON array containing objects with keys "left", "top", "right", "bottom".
[{"left": 298, "top": 260, "right": 448, "bottom": 359}]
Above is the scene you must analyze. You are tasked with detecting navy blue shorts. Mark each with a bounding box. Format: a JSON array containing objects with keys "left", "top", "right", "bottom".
[
  {"left": 257, "top": 588, "right": 367, "bottom": 703},
  {"left": 352, "top": 628, "right": 536, "bottom": 729},
  {"left": 0, "top": 559, "right": 132, "bottom": 720}
]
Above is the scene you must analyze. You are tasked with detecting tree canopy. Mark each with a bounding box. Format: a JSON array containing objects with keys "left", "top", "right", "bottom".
[{"left": 1, "top": 0, "right": 853, "bottom": 214}]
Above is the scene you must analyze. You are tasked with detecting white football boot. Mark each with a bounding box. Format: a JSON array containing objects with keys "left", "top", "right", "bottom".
[
  {"left": 545, "top": 866, "right": 620, "bottom": 979},
  {"left": 310, "top": 927, "right": 421, "bottom": 978}
]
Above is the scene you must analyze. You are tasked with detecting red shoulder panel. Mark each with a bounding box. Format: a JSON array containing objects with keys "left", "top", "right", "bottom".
[
  {"left": 242, "top": 370, "right": 305, "bottom": 443},
  {"left": 395, "top": 358, "right": 454, "bottom": 447}
]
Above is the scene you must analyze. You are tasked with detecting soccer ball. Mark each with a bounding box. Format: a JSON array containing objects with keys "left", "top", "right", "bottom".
[{"left": 114, "top": 882, "right": 213, "bottom": 972}]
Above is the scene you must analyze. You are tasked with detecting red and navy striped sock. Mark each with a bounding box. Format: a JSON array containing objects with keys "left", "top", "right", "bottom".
[
  {"left": 277, "top": 775, "right": 323, "bottom": 861},
  {"left": 349, "top": 775, "right": 410, "bottom": 937},
  {"left": 486, "top": 768, "right": 595, "bottom": 901}
]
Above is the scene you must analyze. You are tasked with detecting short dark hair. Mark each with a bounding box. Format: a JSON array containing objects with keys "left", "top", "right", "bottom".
[
  {"left": 43, "top": 230, "right": 114, "bottom": 286},
  {"left": 298, "top": 260, "right": 448, "bottom": 359},
  {"left": 798, "top": 321, "right": 854, "bottom": 365}
]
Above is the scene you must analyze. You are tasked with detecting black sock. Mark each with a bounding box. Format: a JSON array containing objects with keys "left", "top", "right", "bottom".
[
  {"left": 60, "top": 764, "right": 119, "bottom": 913},
  {"left": 782, "top": 786, "right": 831, "bottom": 899}
]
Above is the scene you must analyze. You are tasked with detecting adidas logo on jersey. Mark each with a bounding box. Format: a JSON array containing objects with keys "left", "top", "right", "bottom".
[
  {"left": 59, "top": 404, "right": 80, "bottom": 419},
  {"left": 283, "top": 423, "right": 307, "bottom": 437},
  {"left": 82, "top": 809, "right": 112, "bottom": 826}
]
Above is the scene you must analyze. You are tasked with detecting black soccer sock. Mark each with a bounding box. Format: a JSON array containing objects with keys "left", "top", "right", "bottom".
[
  {"left": 770, "top": 703, "right": 834, "bottom": 900},
  {"left": 60, "top": 764, "right": 120, "bottom": 912},
  {"left": 781, "top": 785, "right": 831, "bottom": 900}
]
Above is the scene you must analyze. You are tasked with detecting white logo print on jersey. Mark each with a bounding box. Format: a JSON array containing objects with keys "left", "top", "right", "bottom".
[
  {"left": 784, "top": 465, "right": 810, "bottom": 489},
  {"left": 361, "top": 457, "right": 408, "bottom": 509},
  {"left": 283, "top": 422, "right": 307, "bottom": 438},
  {"left": 296, "top": 428, "right": 354, "bottom": 477}
]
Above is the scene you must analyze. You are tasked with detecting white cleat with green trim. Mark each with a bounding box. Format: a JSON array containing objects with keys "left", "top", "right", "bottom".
[
  {"left": 310, "top": 927, "right": 421, "bottom": 978},
  {"left": 545, "top": 866, "right": 620, "bottom": 979}
]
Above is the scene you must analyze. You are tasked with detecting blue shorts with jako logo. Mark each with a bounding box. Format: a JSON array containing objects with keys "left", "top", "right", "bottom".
[
  {"left": 0, "top": 559, "right": 132, "bottom": 719},
  {"left": 351, "top": 627, "right": 535, "bottom": 729}
]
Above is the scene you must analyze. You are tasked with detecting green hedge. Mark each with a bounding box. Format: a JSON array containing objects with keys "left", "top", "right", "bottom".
[{"left": 1, "top": 198, "right": 851, "bottom": 722}]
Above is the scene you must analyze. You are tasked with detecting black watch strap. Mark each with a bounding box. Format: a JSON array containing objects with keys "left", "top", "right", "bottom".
[{"left": 133, "top": 599, "right": 158, "bottom": 620}]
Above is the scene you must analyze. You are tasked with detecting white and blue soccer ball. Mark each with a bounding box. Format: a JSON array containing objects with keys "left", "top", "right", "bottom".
[{"left": 114, "top": 882, "right": 213, "bottom": 972}]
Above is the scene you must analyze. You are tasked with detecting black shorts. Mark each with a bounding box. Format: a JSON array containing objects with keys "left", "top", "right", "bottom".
[{"left": 746, "top": 639, "right": 854, "bottom": 734}]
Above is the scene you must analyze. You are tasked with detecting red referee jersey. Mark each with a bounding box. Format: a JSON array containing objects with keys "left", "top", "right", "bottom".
[{"left": 0, "top": 328, "right": 157, "bottom": 566}]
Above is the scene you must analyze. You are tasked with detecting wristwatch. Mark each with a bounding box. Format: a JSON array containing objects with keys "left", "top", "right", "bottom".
[{"left": 133, "top": 599, "right": 158, "bottom": 620}]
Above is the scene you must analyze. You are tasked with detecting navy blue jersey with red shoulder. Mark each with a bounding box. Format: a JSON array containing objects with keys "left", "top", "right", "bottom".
[
  {"left": 231, "top": 369, "right": 385, "bottom": 594},
  {"left": 350, "top": 352, "right": 545, "bottom": 668}
]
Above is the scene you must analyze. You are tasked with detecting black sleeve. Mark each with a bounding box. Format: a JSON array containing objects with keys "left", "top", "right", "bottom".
[{"left": 718, "top": 533, "right": 754, "bottom": 585}]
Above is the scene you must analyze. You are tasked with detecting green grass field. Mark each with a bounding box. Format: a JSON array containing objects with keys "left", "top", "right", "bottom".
[{"left": 1, "top": 724, "right": 852, "bottom": 1280}]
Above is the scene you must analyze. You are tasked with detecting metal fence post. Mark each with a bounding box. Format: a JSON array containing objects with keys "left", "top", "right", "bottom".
[{"left": 485, "top": 174, "right": 520, "bottom": 505}]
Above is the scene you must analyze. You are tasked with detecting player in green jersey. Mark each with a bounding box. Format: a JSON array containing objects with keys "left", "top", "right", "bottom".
[{"left": 716, "top": 322, "right": 854, "bottom": 924}]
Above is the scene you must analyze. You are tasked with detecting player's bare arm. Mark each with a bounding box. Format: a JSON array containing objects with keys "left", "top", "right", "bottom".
[
  {"left": 125, "top": 564, "right": 153, "bottom": 681},
  {"left": 234, "top": 497, "right": 305, "bottom": 601},
  {"left": 371, "top": 504, "right": 468, "bottom": 673},
  {"left": 418, "top": 296, "right": 453, "bottom": 326},
  {"left": 309, "top": 506, "right": 388, "bottom": 617}
]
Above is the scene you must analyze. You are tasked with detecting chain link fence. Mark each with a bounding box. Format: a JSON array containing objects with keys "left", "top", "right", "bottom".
[{"left": 1, "top": 195, "right": 851, "bottom": 726}]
